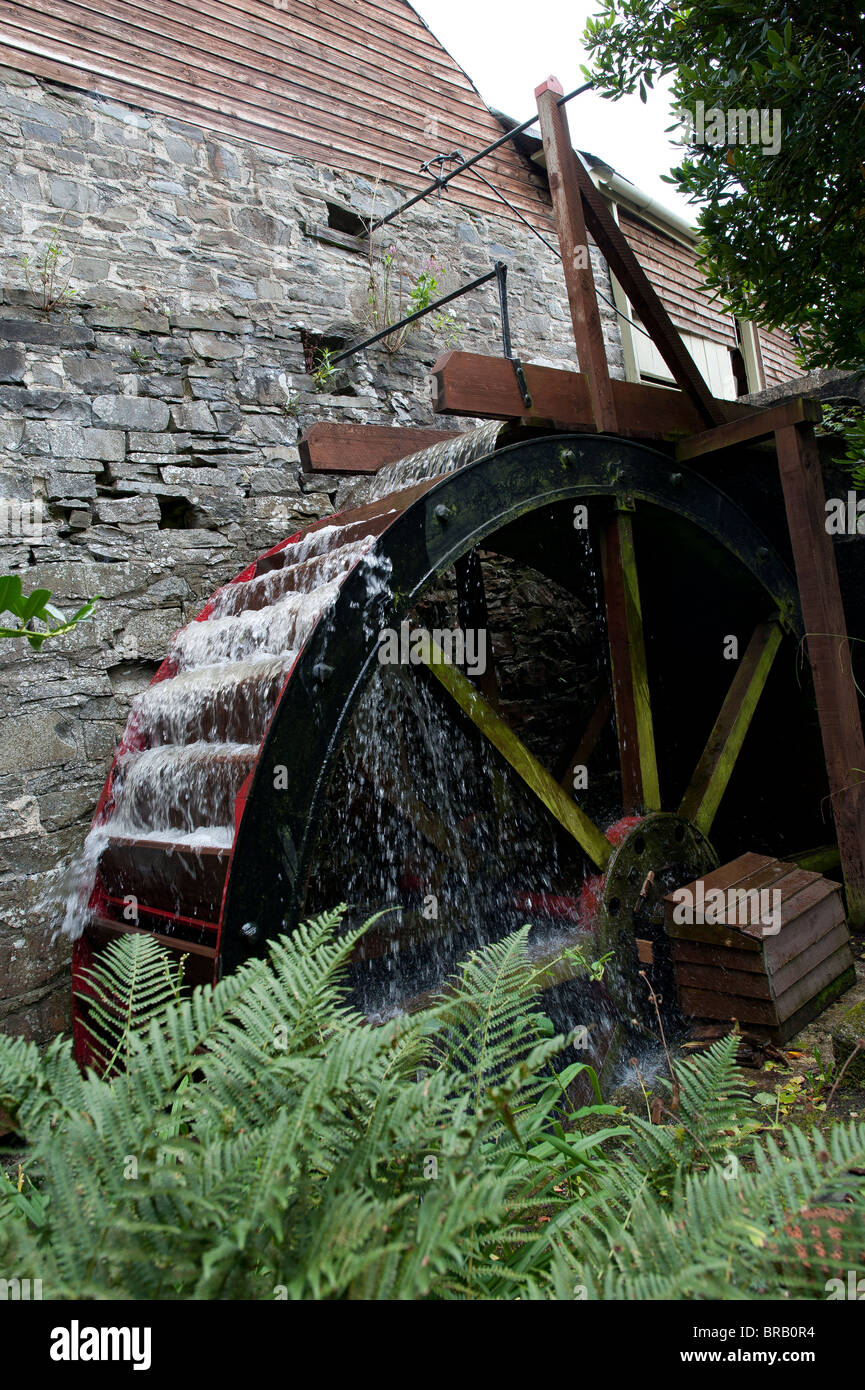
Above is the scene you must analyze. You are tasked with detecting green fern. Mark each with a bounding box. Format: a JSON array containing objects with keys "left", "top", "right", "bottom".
[
  {"left": 76, "top": 931, "right": 187, "bottom": 1075},
  {"left": 1, "top": 913, "right": 614, "bottom": 1299},
  {"left": 625, "top": 1032, "right": 760, "bottom": 1194},
  {"left": 2, "top": 916, "right": 863, "bottom": 1301},
  {"left": 558, "top": 1118, "right": 865, "bottom": 1300}
]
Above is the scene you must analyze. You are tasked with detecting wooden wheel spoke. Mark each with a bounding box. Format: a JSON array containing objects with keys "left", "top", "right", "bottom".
[
  {"left": 558, "top": 689, "right": 612, "bottom": 789},
  {"left": 679, "top": 619, "right": 783, "bottom": 834},
  {"left": 419, "top": 631, "right": 612, "bottom": 870},
  {"left": 600, "top": 508, "right": 661, "bottom": 813},
  {"left": 352, "top": 741, "right": 456, "bottom": 860}
]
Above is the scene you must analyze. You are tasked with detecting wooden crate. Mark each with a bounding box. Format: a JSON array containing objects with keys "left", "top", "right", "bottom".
[{"left": 664, "top": 852, "right": 855, "bottom": 1043}]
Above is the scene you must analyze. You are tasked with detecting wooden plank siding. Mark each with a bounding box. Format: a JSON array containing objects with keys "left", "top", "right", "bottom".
[
  {"left": 618, "top": 209, "right": 801, "bottom": 388},
  {"left": 618, "top": 210, "right": 736, "bottom": 348},
  {"left": 759, "top": 324, "right": 804, "bottom": 386},
  {"left": 0, "top": 0, "right": 555, "bottom": 223}
]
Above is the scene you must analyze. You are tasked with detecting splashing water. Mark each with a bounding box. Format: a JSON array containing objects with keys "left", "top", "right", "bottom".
[{"left": 58, "top": 530, "right": 381, "bottom": 940}]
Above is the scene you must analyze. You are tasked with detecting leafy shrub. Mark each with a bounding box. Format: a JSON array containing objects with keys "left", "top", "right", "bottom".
[{"left": 0, "top": 917, "right": 622, "bottom": 1299}]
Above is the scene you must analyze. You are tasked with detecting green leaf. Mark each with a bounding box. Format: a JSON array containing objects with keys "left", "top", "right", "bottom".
[
  {"left": 19, "top": 588, "right": 53, "bottom": 623},
  {"left": 0, "top": 574, "right": 23, "bottom": 618},
  {"left": 66, "top": 597, "right": 101, "bottom": 624}
]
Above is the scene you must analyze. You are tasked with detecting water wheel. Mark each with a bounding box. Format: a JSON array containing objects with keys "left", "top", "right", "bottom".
[{"left": 71, "top": 428, "right": 828, "bottom": 1056}]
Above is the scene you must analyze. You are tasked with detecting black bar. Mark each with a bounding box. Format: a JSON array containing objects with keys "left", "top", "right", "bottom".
[
  {"left": 496, "top": 261, "right": 512, "bottom": 359},
  {"left": 331, "top": 266, "right": 500, "bottom": 365},
  {"left": 368, "top": 82, "right": 592, "bottom": 233}
]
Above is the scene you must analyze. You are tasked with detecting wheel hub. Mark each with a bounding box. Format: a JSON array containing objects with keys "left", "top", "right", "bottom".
[{"left": 595, "top": 812, "right": 718, "bottom": 1025}]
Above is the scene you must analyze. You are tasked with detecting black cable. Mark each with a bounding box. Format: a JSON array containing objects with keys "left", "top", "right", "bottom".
[
  {"left": 464, "top": 163, "right": 560, "bottom": 257},
  {"left": 461, "top": 162, "right": 658, "bottom": 344}
]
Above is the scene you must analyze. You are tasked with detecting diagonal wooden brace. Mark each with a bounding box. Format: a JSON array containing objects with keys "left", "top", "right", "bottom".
[{"left": 536, "top": 77, "right": 724, "bottom": 430}]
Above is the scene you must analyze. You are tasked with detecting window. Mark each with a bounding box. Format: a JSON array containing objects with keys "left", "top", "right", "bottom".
[{"left": 325, "top": 202, "right": 368, "bottom": 237}]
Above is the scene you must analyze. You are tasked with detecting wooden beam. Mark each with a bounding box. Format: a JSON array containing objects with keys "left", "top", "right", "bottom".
[
  {"left": 299, "top": 422, "right": 459, "bottom": 474},
  {"left": 420, "top": 633, "right": 612, "bottom": 869},
  {"left": 676, "top": 397, "right": 822, "bottom": 462},
  {"left": 430, "top": 351, "right": 750, "bottom": 439},
  {"left": 89, "top": 916, "right": 216, "bottom": 960},
  {"left": 775, "top": 421, "right": 865, "bottom": 928},
  {"left": 600, "top": 509, "right": 661, "bottom": 813},
  {"left": 535, "top": 77, "right": 617, "bottom": 432},
  {"left": 679, "top": 620, "right": 783, "bottom": 834},
  {"left": 569, "top": 154, "right": 725, "bottom": 427}
]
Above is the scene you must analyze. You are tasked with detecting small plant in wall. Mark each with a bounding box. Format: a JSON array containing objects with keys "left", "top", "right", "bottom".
[
  {"left": 0, "top": 575, "right": 100, "bottom": 650},
  {"left": 366, "top": 242, "right": 464, "bottom": 354},
  {"left": 363, "top": 180, "right": 465, "bottom": 355},
  {"left": 22, "top": 227, "right": 78, "bottom": 315},
  {"left": 430, "top": 305, "right": 464, "bottom": 351},
  {"left": 312, "top": 345, "right": 338, "bottom": 391}
]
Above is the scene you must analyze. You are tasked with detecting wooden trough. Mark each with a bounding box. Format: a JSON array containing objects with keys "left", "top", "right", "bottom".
[{"left": 665, "top": 852, "right": 855, "bottom": 1044}]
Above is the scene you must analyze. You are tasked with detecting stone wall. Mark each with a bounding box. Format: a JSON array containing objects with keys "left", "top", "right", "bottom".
[{"left": 0, "top": 66, "right": 625, "bottom": 1042}]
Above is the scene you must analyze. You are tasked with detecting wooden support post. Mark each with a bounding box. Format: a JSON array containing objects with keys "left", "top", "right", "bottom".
[
  {"left": 600, "top": 508, "right": 661, "bottom": 814},
  {"left": 679, "top": 620, "right": 783, "bottom": 834},
  {"left": 568, "top": 150, "right": 725, "bottom": 428},
  {"left": 775, "top": 422, "right": 865, "bottom": 928},
  {"left": 535, "top": 77, "right": 618, "bottom": 433}
]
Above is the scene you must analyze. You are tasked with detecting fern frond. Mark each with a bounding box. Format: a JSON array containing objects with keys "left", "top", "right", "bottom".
[{"left": 76, "top": 932, "right": 186, "bottom": 1075}]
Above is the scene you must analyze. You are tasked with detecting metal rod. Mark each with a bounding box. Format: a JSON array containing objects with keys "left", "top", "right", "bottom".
[
  {"left": 465, "top": 157, "right": 659, "bottom": 343},
  {"left": 368, "top": 82, "right": 593, "bottom": 233},
  {"left": 331, "top": 266, "right": 501, "bottom": 364},
  {"left": 496, "top": 261, "right": 512, "bottom": 359}
]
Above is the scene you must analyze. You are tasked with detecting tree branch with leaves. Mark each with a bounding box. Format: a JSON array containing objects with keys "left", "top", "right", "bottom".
[{"left": 583, "top": 1, "right": 865, "bottom": 370}]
